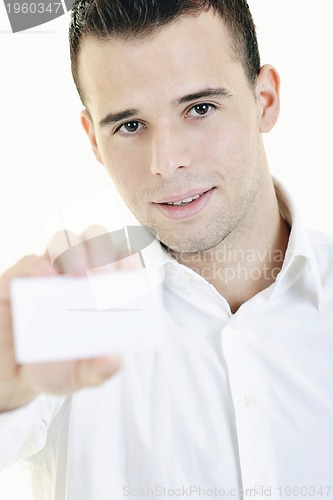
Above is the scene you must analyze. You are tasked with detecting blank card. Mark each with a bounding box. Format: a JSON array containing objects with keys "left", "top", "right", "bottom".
[{"left": 10, "top": 270, "right": 166, "bottom": 364}]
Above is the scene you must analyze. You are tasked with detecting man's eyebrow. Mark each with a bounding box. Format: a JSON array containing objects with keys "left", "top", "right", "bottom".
[
  {"left": 98, "top": 109, "right": 139, "bottom": 128},
  {"left": 98, "top": 88, "right": 232, "bottom": 128},
  {"left": 174, "top": 87, "right": 233, "bottom": 105}
]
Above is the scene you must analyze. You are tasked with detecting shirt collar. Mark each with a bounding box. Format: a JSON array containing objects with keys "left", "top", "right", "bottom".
[
  {"left": 272, "top": 178, "right": 323, "bottom": 310},
  {"left": 159, "top": 178, "right": 323, "bottom": 310}
]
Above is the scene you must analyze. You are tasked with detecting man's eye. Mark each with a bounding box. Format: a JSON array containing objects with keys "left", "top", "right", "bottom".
[
  {"left": 117, "top": 121, "right": 144, "bottom": 135},
  {"left": 187, "top": 103, "right": 215, "bottom": 117}
]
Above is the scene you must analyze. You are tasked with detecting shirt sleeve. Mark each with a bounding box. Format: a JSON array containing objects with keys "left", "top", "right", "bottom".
[{"left": 0, "top": 394, "right": 65, "bottom": 471}]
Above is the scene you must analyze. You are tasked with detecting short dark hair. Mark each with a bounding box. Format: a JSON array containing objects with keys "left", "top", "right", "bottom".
[{"left": 69, "top": 0, "right": 261, "bottom": 104}]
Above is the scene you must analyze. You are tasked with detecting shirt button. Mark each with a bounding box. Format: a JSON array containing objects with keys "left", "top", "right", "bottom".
[
  {"left": 244, "top": 395, "right": 256, "bottom": 407},
  {"left": 230, "top": 319, "right": 240, "bottom": 329},
  {"left": 254, "top": 481, "right": 268, "bottom": 494}
]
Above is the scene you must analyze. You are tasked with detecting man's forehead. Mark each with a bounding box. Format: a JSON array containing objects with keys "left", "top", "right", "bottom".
[{"left": 77, "top": 10, "right": 240, "bottom": 110}]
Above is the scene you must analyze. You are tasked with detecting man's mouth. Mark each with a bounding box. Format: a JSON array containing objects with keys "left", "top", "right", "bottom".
[
  {"left": 152, "top": 188, "right": 215, "bottom": 220},
  {"left": 164, "top": 193, "right": 204, "bottom": 206},
  {"left": 154, "top": 188, "right": 212, "bottom": 206}
]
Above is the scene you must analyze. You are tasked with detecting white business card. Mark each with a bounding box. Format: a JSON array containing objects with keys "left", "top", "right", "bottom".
[{"left": 10, "top": 270, "right": 166, "bottom": 364}]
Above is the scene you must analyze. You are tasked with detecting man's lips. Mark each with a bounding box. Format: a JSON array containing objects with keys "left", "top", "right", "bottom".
[
  {"left": 152, "top": 188, "right": 214, "bottom": 205},
  {"left": 151, "top": 188, "right": 216, "bottom": 220}
]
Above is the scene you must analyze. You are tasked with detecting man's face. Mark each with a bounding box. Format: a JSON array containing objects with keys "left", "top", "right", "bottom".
[{"left": 79, "top": 10, "right": 278, "bottom": 253}]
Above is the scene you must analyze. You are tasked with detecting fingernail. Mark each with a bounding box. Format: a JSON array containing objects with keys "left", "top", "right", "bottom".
[{"left": 98, "top": 355, "right": 122, "bottom": 375}]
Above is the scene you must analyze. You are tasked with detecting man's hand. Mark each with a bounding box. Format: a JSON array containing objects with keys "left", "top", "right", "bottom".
[{"left": 0, "top": 228, "right": 125, "bottom": 413}]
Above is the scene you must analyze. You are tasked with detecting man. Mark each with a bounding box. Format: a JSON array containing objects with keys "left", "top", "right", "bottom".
[{"left": 0, "top": 1, "right": 332, "bottom": 499}]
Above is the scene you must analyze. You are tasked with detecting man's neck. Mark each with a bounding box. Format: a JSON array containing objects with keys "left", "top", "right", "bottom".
[{"left": 169, "top": 183, "right": 291, "bottom": 314}]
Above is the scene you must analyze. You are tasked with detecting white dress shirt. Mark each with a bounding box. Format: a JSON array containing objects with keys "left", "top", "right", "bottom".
[{"left": 1, "top": 181, "right": 333, "bottom": 499}]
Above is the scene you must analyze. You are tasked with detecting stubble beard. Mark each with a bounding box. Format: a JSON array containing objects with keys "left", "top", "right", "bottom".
[
  {"left": 133, "top": 182, "right": 261, "bottom": 257},
  {"left": 123, "top": 145, "right": 265, "bottom": 256}
]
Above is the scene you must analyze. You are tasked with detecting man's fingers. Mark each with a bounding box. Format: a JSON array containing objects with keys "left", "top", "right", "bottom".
[
  {"left": 0, "top": 247, "right": 124, "bottom": 411},
  {"left": 81, "top": 226, "right": 124, "bottom": 270},
  {"left": 46, "top": 225, "right": 154, "bottom": 275},
  {"left": 0, "top": 255, "right": 57, "bottom": 411},
  {"left": 21, "top": 355, "right": 122, "bottom": 395},
  {"left": 0, "top": 255, "right": 56, "bottom": 303},
  {"left": 0, "top": 255, "right": 56, "bottom": 374},
  {"left": 72, "top": 355, "right": 122, "bottom": 390},
  {"left": 0, "top": 301, "right": 16, "bottom": 379},
  {"left": 47, "top": 226, "right": 123, "bottom": 274},
  {"left": 47, "top": 230, "right": 89, "bottom": 275}
]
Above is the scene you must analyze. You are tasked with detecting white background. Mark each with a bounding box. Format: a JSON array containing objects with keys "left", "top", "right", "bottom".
[{"left": 0, "top": 1, "right": 332, "bottom": 498}]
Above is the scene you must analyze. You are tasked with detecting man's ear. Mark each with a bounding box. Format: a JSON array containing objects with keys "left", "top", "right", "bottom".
[
  {"left": 256, "top": 64, "right": 280, "bottom": 133},
  {"left": 80, "top": 109, "right": 104, "bottom": 165}
]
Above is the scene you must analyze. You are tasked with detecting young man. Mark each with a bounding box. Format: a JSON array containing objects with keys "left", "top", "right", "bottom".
[{"left": 0, "top": 1, "right": 332, "bottom": 499}]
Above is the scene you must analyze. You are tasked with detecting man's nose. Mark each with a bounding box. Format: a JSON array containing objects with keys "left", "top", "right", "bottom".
[{"left": 149, "top": 122, "right": 191, "bottom": 177}]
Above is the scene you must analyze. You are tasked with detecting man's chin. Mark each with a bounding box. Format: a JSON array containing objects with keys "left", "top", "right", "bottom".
[
  {"left": 163, "top": 237, "right": 223, "bottom": 256},
  {"left": 134, "top": 218, "right": 225, "bottom": 255}
]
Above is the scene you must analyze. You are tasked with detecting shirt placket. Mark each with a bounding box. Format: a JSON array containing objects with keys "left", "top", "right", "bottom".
[{"left": 221, "top": 317, "right": 277, "bottom": 499}]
